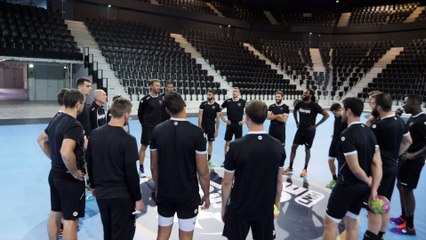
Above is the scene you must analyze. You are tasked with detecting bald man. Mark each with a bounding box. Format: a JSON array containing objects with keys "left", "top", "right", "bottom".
[{"left": 89, "top": 89, "right": 107, "bottom": 131}]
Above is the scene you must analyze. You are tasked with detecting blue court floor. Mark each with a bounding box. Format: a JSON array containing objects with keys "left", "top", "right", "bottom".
[{"left": 0, "top": 112, "right": 424, "bottom": 239}]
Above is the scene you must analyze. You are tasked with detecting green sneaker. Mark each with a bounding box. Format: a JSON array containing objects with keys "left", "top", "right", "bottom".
[
  {"left": 326, "top": 179, "right": 336, "bottom": 189},
  {"left": 208, "top": 159, "right": 216, "bottom": 167}
]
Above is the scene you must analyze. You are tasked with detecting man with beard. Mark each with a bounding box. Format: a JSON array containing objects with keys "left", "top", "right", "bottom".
[
  {"left": 160, "top": 82, "right": 174, "bottom": 121},
  {"left": 138, "top": 79, "right": 163, "bottom": 177},
  {"left": 283, "top": 89, "right": 329, "bottom": 177},
  {"left": 220, "top": 87, "right": 246, "bottom": 166},
  {"left": 87, "top": 97, "right": 144, "bottom": 240},
  {"left": 267, "top": 91, "right": 289, "bottom": 165},
  {"left": 89, "top": 89, "right": 107, "bottom": 131},
  {"left": 323, "top": 97, "right": 382, "bottom": 240},
  {"left": 325, "top": 103, "right": 347, "bottom": 189},
  {"left": 198, "top": 89, "right": 221, "bottom": 167},
  {"left": 390, "top": 95, "right": 426, "bottom": 236},
  {"left": 363, "top": 93, "right": 412, "bottom": 240},
  {"left": 365, "top": 90, "right": 382, "bottom": 127},
  {"left": 37, "top": 89, "right": 86, "bottom": 240}
]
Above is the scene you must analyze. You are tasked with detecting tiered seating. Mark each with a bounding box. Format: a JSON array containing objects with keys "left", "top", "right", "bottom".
[
  {"left": 184, "top": 30, "right": 300, "bottom": 100},
  {"left": 417, "top": 8, "right": 426, "bottom": 21},
  {"left": 86, "top": 18, "right": 222, "bottom": 101},
  {"left": 157, "top": 0, "right": 215, "bottom": 15},
  {"left": 250, "top": 39, "right": 313, "bottom": 87},
  {"left": 349, "top": 2, "right": 418, "bottom": 25},
  {"left": 0, "top": 2, "right": 81, "bottom": 60},
  {"left": 363, "top": 39, "right": 426, "bottom": 104},
  {"left": 272, "top": 10, "right": 337, "bottom": 27},
  {"left": 210, "top": 1, "right": 268, "bottom": 23},
  {"left": 321, "top": 41, "right": 393, "bottom": 99}
]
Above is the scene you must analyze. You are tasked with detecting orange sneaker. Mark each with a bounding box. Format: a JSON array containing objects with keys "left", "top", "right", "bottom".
[
  {"left": 282, "top": 167, "right": 293, "bottom": 176},
  {"left": 300, "top": 169, "right": 308, "bottom": 178}
]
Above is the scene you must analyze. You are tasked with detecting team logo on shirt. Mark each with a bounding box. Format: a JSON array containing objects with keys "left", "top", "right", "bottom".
[
  {"left": 372, "top": 124, "right": 377, "bottom": 129},
  {"left": 258, "top": 135, "right": 263, "bottom": 140},
  {"left": 73, "top": 211, "right": 78, "bottom": 217},
  {"left": 299, "top": 108, "right": 311, "bottom": 114},
  {"left": 341, "top": 136, "right": 345, "bottom": 142},
  {"left": 238, "top": 103, "right": 242, "bottom": 107},
  {"left": 212, "top": 106, "right": 216, "bottom": 109}
]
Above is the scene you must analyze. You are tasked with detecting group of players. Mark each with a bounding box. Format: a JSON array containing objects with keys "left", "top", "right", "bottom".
[{"left": 36, "top": 76, "right": 425, "bottom": 240}]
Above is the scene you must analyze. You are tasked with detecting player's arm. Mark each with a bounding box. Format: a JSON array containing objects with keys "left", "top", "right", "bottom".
[
  {"left": 275, "top": 113, "right": 289, "bottom": 123},
  {"left": 275, "top": 168, "right": 283, "bottom": 207},
  {"left": 399, "top": 133, "right": 412, "bottom": 156},
  {"left": 137, "top": 99, "right": 146, "bottom": 125},
  {"left": 150, "top": 149, "right": 159, "bottom": 188},
  {"left": 221, "top": 170, "right": 233, "bottom": 222},
  {"left": 267, "top": 111, "right": 276, "bottom": 120},
  {"left": 293, "top": 109, "right": 299, "bottom": 126},
  {"left": 37, "top": 131, "right": 51, "bottom": 159},
  {"left": 365, "top": 115, "right": 376, "bottom": 127},
  {"left": 198, "top": 109, "right": 203, "bottom": 128},
  {"left": 61, "top": 138, "right": 84, "bottom": 180},
  {"left": 196, "top": 152, "right": 210, "bottom": 209},
  {"left": 402, "top": 145, "right": 426, "bottom": 160},
  {"left": 215, "top": 111, "right": 221, "bottom": 137},
  {"left": 315, "top": 109, "right": 330, "bottom": 128},
  {"left": 370, "top": 148, "right": 382, "bottom": 199},
  {"left": 345, "top": 153, "right": 372, "bottom": 185}
]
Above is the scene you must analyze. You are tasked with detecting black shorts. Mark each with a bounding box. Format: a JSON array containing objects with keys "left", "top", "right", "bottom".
[
  {"left": 223, "top": 212, "right": 276, "bottom": 240},
  {"left": 398, "top": 159, "right": 425, "bottom": 189},
  {"left": 326, "top": 182, "right": 369, "bottom": 221},
  {"left": 224, "top": 124, "right": 243, "bottom": 141},
  {"left": 328, "top": 139, "right": 338, "bottom": 159},
  {"left": 269, "top": 127, "right": 285, "bottom": 144},
  {"left": 377, "top": 166, "right": 398, "bottom": 200},
  {"left": 157, "top": 194, "right": 201, "bottom": 219},
  {"left": 293, "top": 129, "right": 316, "bottom": 148},
  {"left": 202, "top": 123, "right": 216, "bottom": 142},
  {"left": 141, "top": 127, "right": 153, "bottom": 145},
  {"left": 97, "top": 198, "right": 136, "bottom": 240},
  {"left": 49, "top": 170, "right": 85, "bottom": 220}
]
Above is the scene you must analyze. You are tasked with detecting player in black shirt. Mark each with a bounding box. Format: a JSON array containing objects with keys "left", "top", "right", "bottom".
[
  {"left": 222, "top": 100, "right": 284, "bottom": 240},
  {"left": 160, "top": 82, "right": 174, "bottom": 121},
  {"left": 87, "top": 97, "right": 144, "bottom": 240},
  {"left": 107, "top": 95, "right": 130, "bottom": 133},
  {"left": 325, "top": 103, "right": 347, "bottom": 189},
  {"left": 284, "top": 89, "right": 329, "bottom": 177},
  {"left": 198, "top": 89, "right": 221, "bottom": 167},
  {"left": 221, "top": 87, "right": 246, "bottom": 164},
  {"left": 76, "top": 77, "right": 92, "bottom": 136},
  {"left": 150, "top": 92, "right": 210, "bottom": 240},
  {"left": 37, "top": 89, "right": 87, "bottom": 240},
  {"left": 323, "top": 97, "right": 382, "bottom": 240},
  {"left": 363, "top": 93, "right": 412, "bottom": 240},
  {"left": 138, "top": 79, "right": 162, "bottom": 177},
  {"left": 89, "top": 89, "right": 107, "bottom": 130},
  {"left": 390, "top": 95, "right": 426, "bottom": 236},
  {"left": 267, "top": 90, "right": 289, "bottom": 161},
  {"left": 365, "top": 90, "right": 383, "bottom": 127}
]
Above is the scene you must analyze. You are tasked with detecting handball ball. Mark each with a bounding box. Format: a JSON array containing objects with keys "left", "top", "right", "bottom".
[
  {"left": 274, "top": 204, "right": 279, "bottom": 219},
  {"left": 369, "top": 195, "right": 390, "bottom": 215}
]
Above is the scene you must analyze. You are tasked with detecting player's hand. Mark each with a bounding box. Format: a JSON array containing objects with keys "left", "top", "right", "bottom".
[
  {"left": 368, "top": 190, "right": 378, "bottom": 206},
  {"left": 70, "top": 170, "right": 85, "bottom": 181},
  {"left": 395, "top": 108, "right": 404, "bottom": 116},
  {"left": 225, "top": 120, "right": 231, "bottom": 125},
  {"left": 91, "top": 188, "right": 96, "bottom": 197},
  {"left": 135, "top": 200, "right": 145, "bottom": 212},
  {"left": 214, "top": 130, "right": 218, "bottom": 138},
  {"left": 201, "top": 194, "right": 210, "bottom": 210},
  {"left": 221, "top": 206, "right": 227, "bottom": 223},
  {"left": 308, "top": 125, "right": 317, "bottom": 131},
  {"left": 400, "top": 152, "right": 415, "bottom": 161},
  {"left": 238, "top": 121, "right": 243, "bottom": 126}
]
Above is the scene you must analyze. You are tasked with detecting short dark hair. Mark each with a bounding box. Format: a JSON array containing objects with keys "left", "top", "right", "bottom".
[
  {"left": 110, "top": 97, "right": 132, "bottom": 118},
  {"left": 368, "top": 90, "right": 382, "bottom": 97},
  {"left": 407, "top": 95, "right": 423, "bottom": 106},
  {"left": 57, "top": 88, "right": 69, "bottom": 106},
  {"left": 165, "top": 82, "right": 173, "bottom": 86},
  {"left": 63, "top": 89, "right": 84, "bottom": 108},
  {"left": 275, "top": 91, "right": 284, "bottom": 97},
  {"left": 375, "top": 93, "right": 392, "bottom": 112},
  {"left": 342, "top": 97, "right": 364, "bottom": 117},
  {"left": 112, "top": 95, "right": 122, "bottom": 101},
  {"left": 164, "top": 92, "right": 185, "bottom": 115},
  {"left": 245, "top": 100, "right": 268, "bottom": 124},
  {"left": 330, "top": 103, "right": 342, "bottom": 112},
  {"left": 76, "top": 77, "right": 91, "bottom": 87},
  {"left": 207, "top": 89, "right": 215, "bottom": 95}
]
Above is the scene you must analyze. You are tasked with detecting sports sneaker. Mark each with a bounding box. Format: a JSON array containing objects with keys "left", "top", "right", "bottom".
[
  {"left": 390, "top": 215, "right": 406, "bottom": 225},
  {"left": 282, "top": 167, "right": 293, "bottom": 176},
  {"left": 390, "top": 225, "right": 416, "bottom": 236},
  {"left": 86, "top": 192, "right": 94, "bottom": 201},
  {"left": 220, "top": 161, "right": 225, "bottom": 167},
  {"left": 300, "top": 169, "right": 308, "bottom": 178},
  {"left": 325, "top": 179, "right": 336, "bottom": 189},
  {"left": 208, "top": 159, "right": 216, "bottom": 168},
  {"left": 139, "top": 165, "right": 145, "bottom": 178}
]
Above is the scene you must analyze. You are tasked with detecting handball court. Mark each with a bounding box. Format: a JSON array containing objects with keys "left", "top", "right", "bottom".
[{"left": 0, "top": 102, "right": 425, "bottom": 240}]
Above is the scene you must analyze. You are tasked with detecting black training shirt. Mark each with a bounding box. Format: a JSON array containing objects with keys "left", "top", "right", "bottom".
[
  {"left": 221, "top": 98, "right": 246, "bottom": 124},
  {"left": 268, "top": 102, "right": 289, "bottom": 133},
  {"left": 406, "top": 112, "right": 426, "bottom": 162},
  {"left": 138, "top": 94, "right": 163, "bottom": 128},
  {"left": 200, "top": 101, "right": 221, "bottom": 125},
  {"left": 294, "top": 101, "right": 323, "bottom": 132}
]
